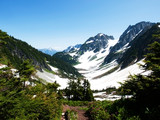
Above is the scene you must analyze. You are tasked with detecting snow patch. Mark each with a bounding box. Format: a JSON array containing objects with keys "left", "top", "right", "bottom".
[
  {"left": 98, "top": 33, "right": 104, "bottom": 36},
  {"left": 0, "top": 64, "right": 7, "bottom": 69},
  {"left": 85, "top": 40, "right": 94, "bottom": 44},
  {"left": 93, "top": 91, "right": 132, "bottom": 101},
  {"left": 36, "top": 69, "right": 69, "bottom": 89},
  {"left": 127, "top": 30, "right": 130, "bottom": 34},
  {"left": 48, "top": 64, "right": 58, "bottom": 72},
  {"left": 158, "top": 25, "right": 160, "bottom": 28}
]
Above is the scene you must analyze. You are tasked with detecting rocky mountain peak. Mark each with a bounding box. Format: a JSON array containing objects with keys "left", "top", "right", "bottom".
[
  {"left": 103, "top": 21, "right": 155, "bottom": 64},
  {"left": 78, "top": 33, "right": 114, "bottom": 54},
  {"left": 110, "top": 21, "right": 154, "bottom": 53}
]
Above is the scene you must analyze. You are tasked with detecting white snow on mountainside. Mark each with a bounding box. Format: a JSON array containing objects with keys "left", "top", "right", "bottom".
[
  {"left": 75, "top": 39, "right": 118, "bottom": 71},
  {"left": 37, "top": 22, "right": 154, "bottom": 90},
  {"left": 76, "top": 59, "right": 148, "bottom": 90},
  {"left": 36, "top": 65, "right": 69, "bottom": 89},
  {"left": 89, "top": 60, "right": 146, "bottom": 90}
]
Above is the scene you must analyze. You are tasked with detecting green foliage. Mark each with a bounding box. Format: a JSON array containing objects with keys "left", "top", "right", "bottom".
[
  {"left": 117, "top": 41, "right": 160, "bottom": 119},
  {"left": 65, "top": 79, "right": 94, "bottom": 101},
  {"left": 53, "top": 52, "right": 79, "bottom": 65},
  {"left": 49, "top": 56, "right": 82, "bottom": 79},
  {"left": 87, "top": 101, "right": 112, "bottom": 120},
  {"left": 65, "top": 110, "right": 78, "bottom": 120},
  {"left": 143, "top": 41, "right": 160, "bottom": 77},
  {"left": 0, "top": 61, "right": 62, "bottom": 120}
]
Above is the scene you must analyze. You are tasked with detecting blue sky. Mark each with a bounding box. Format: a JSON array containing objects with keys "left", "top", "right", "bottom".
[{"left": 0, "top": 0, "right": 160, "bottom": 50}]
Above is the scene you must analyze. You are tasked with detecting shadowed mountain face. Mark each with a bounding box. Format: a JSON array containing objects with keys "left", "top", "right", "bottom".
[
  {"left": 103, "top": 21, "right": 154, "bottom": 64},
  {"left": 119, "top": 23, "right": 160, "bottom": 69}
]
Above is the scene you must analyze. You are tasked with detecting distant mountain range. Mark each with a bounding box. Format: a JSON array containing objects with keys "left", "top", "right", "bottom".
[
  {"left": 39, "top": 48, "right": 58, "bottom": 56},
  {"left": 63, "top": 44, "right": 82, "bottom": 53}
]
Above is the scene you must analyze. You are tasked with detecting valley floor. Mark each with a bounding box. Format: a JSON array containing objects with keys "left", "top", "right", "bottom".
[{"left": 77, "top": 60, "right": 149, "bottom": 90}]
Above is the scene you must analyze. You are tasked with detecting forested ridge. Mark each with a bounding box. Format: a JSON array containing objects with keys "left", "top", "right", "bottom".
[{"left": 0, "top": 29, "right": 82, "bottom": 78}]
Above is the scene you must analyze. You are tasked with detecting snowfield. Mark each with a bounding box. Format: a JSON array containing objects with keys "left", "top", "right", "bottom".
[
  {"left": 36, "top": 69, "right": 69, "bottom": 89},
  {"left": 77, "top": 59, "right": 147, "bottom": 90},
  {"left": 72, "top": 38, "right": 149, "bottom": 90},
  {"left": 93, "top": 91, "right": 132, "bottom": 101},
  {"left": 75, "top": 39, "right": 118, "bottom": 71}
]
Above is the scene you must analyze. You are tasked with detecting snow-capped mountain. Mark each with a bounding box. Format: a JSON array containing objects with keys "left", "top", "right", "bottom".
[
  {"left": 54, "top": 21, "right": 156, "bottom": 90},
  {"left": 78, "top": 33, "right": 114, "bottom": 54},
  {"left": 74, "top": 33, "right": 117, "bottom": 71},
  {"left": 104, "top": 21, "right": 154, "bottom": 64},
  {"left": 63, "top": 44, "right": 82, "bottom": 53},
  {"left": 39, "top": 48, "right": 58, "bottom": 56}
]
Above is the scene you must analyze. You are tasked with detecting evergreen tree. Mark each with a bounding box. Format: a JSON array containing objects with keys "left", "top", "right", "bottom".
[
  {"left": 119, "top": 41, "right": 160, "bottom": 119},
  {"left": 18, "top": 59, "right": 35, "bottom": 88},
  {"left": 65, "top": 79, "right": 94, "bottom": 101},
  {"left": 0, "top": 62, "right": 62, "bottom": 119},
  {"left": 83, "top": 79, "right": 94, "bottom": 101}
]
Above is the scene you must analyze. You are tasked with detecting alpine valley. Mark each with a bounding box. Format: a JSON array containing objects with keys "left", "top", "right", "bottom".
[
  {"left": 1, "top": 21, "right": 160, "bottom": 120},
  {"left": 54, "top": 21, "right": 156, "bottom": 89},
  {"left": 0, "top": 21, "right": 159, "bottom": 90}
]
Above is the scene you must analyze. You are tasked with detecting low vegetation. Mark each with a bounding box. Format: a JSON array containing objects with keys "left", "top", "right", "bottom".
[{"left": 0, "top": 60, "right": 62, "bottom": 120}]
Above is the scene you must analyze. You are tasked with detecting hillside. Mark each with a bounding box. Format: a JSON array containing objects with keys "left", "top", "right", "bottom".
[{"left": 0, "top": 29, "right": 82, "bottom": 80}]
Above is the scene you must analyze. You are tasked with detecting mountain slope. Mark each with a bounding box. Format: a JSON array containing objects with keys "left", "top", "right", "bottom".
[
  {"left": 119, "top": 23, "right": 160, "bottom": 69},
  {"left": 103, "top": 21, "right": 154, "bottom": 64},
  {"left": 0, "top": 30, "right": 50, "bottom": 70},
  {"left": 0, "top": 29, "right": 82, "bottom": 80},
  {"left": 54, "top": 33, "right": 118, "bottom": 72}
]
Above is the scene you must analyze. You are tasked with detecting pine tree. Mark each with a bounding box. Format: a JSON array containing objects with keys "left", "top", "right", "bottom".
[
  {"left": 65, "top": 79, "right": 94, "bottom": 101},
  {"left": 119, "top": 41, "right": 160, "bottom": 119},
  {"left": 18, "top": 59, "right": 35, "bottom": 88}
]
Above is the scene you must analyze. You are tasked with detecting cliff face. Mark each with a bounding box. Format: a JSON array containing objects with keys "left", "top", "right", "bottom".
[{"left": 103, "top": 21, "right": 154, "bottom": 64}]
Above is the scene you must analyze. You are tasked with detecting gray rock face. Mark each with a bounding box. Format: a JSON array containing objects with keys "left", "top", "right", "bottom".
[
  {"left": 78, "top": 33, "right": 114, "bottom": 54},
  {"left": 111, "top": 21, "right": 154, "bottom": 52},
  {"left": 103, "top": 21, "right": 154, "bottom": 64}
]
